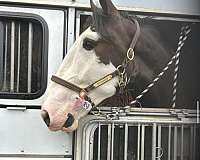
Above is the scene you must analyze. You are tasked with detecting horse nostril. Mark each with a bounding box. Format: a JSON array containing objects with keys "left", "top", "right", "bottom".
[
  {"left": 41, "top": 110, "right": 50, "bottom": 127},
  {"left": 63, "top": 113, "right": 75, "bottom": 128}
]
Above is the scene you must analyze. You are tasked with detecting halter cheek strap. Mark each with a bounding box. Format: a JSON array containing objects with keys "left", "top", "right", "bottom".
[
  {"left": 115, "top": 19, "right": 140, "bottom": 88},
  {"left": 129, "top": 19, "right": 140, "bottom": 50}
]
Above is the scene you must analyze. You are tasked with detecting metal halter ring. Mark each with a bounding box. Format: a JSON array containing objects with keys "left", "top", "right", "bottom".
[
  {"left": 79, "top": 89, "right": 87, "bottom": 99},
  {"left": 117, "top": 65, "right": 125, "bottom": 75},
  {"left": 127, "top": 48, "right": 135, "bottom": 61}
]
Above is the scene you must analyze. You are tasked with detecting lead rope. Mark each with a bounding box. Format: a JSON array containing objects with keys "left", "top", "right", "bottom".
[
  {"left": 130, "top": 25, "right": 191, "bottom": 107},
  {"left": 172, "top": 25, "right": 191, "bottom": 108}
]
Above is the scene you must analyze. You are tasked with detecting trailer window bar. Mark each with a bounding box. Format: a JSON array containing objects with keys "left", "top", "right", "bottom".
[{"left": 0, "top": 13, "right": 48, "bottom": 99}]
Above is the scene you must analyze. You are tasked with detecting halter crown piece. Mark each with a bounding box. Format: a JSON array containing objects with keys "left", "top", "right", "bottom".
[{"left": 51, "top": 19, "right": 140, "bottom": 108}]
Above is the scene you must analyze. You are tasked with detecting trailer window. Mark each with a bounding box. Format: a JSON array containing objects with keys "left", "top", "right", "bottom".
[
  {"left": 76, "top": 10, "right": 200, "bottom": 109},
  {"left": 0, "top": 15, "right": 48, "bottom": 99}
]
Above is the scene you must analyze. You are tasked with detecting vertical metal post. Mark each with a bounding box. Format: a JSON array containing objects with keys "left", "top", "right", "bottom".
[
  {"left": 197, "top": 101, "right": 199, "bottom": 124},
  {"left": 168, "top": 125, "right": 172, "bottom": 160},
  {"left": 0, "top": 21, "right": 4, "bottom": 91},
  {"left": 10, "top": 21, "right": 15, "bottom": 92},
  {"left": 193, "top": 126, "right": 196, "bottom": 160},
  {"left": 3, "top": 23, "right": 8, "bottom": 90},
  {"left": 111, "top": 123, "right": 115, "bottom": 160},
  {"left": 180, "top": 125, "right": 184, "bottom": 160},
  {"left": 141, "top": 125, "right": 145, "bottom": 160},
  {"left": 107, "top": 124, "right": 111, "bottom": 160},
  {"left": 63, "top": 10, "right": 68, "bottom": 56},
  {"left": 28, "top": 22, "right": 33, "bottom": 93},
  {"left": 67, "top": 8, "right": 75, "bottom": 51},
  {"left": 124, "top": 123, "right": 128, "bottom": 160},
  {"left": 173, "top": 126, "right": 177, "bottom": 160},
  {"left": 75, "top": 12, "right": 81, "bottom": 40},
  {"left": 157, "top": 125, "right": 162, "bottom": 160},
  {"left": 89, "top": 130, "right": 94, "bottom": 160},
  {"left": 152, "top": 123, "right": 157, "bottom": 160},
  {"left": 98, "top": 123, "right": 101, "bottom": 160},
  {"left": 137, "top": 124, "right": 141, "bottom": 160},
  {"left": 190, "top": 126, "right": 194, "bottom": 160},
  {"left": 16, "top": 23, "right": 21, "bottom": 92}
]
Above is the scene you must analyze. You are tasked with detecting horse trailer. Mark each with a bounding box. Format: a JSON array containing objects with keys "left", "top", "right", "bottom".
[{"left": 0, "top": 0, "right": 199, "bottom": 160}]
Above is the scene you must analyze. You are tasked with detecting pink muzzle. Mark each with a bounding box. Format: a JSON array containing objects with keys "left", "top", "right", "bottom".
[{"left": 41, "top": 97, "right": 92, "bottom": 132}]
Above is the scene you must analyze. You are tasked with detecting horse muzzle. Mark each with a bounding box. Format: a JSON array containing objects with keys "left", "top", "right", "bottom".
[
  {"left": 41, "top": 95, "right": 94, "bottom": 132},
  {"left": 41, "top": 109, "right": 78, "bottom": 132}
]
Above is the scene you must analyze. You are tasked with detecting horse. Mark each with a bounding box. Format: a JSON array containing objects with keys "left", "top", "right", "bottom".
[{"left": 41, "top": 0, "right": 180, "bottom": 132}]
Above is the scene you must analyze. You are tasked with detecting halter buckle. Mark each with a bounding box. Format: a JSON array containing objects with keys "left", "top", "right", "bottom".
[
  {"left": 79, "top": 89, "right": 87, "bottom": 99},
  {"left": 127, "top": 48, "right": 135, "bottom": 61}
]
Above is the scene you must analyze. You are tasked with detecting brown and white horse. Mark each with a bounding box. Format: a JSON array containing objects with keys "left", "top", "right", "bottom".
[{"left": 41, "top": 0, "right": 173, "bottom": 132}]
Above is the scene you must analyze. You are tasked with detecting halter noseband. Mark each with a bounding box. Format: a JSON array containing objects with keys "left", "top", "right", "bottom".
[
  {"left": 51, "top": 19, "right": 140, "bottom": 107},
  {"left": 51, "top": 70, "right": 119, "bottom": 106}
]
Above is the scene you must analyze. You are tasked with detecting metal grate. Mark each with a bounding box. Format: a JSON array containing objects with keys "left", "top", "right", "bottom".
[
  {"left": 0, "top": 17, "right": 46, "bottom": 99},
  {"left": 91, "top": 123, "right": 198, "bottom": 160},
  {"left": 75, "top": 109, "right": 199, "bottom": 160}
]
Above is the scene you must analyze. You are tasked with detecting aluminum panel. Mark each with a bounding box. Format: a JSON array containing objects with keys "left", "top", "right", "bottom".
[
  {"left": 0, "top": 109, "right": 72, "bottom": 156},
  {"left": 0, "top": 0, "right": 199, "bottom": 16},
  {"left": 0, "top": 158, "right": 71, "bottom": 160},
  {"left": 0, "top": 6, "right": 64, "bottom": 106}
]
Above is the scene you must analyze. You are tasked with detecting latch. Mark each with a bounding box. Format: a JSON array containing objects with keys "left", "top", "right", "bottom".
[
  {"left": 169, "top": 109, "right": 189, "bottom": 120},
  {"left": 6, "top": 106, "right": 27, "bottom": 111}
]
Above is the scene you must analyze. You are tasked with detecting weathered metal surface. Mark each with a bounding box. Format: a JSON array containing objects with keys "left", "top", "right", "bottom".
[
  {"left": 0, "top": 109, "right": 72, "bottom": 156},
  {"left": 0, "top": 5, "right": 73, "bottom": 158},
  {"left": 75, "top": 110, "right": 199, "bottom": 160},
  {"left": 0, "top": 6, "right": 64, "bottom": 106},
  {"left": 0, "top": 0, "right": 199, "bottom": 16},
  {"left": 0, "top": 158, "right": 71, "bottom": 160}
]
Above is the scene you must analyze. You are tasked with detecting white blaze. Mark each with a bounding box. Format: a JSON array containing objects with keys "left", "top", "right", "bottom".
[{"left": 42, "top": 27, "right": 119, "bottom": 131}]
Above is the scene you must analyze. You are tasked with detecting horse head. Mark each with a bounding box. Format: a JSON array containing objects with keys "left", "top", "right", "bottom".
[{"left": 41, "top": 0, "right": 140, "bottom": 132}]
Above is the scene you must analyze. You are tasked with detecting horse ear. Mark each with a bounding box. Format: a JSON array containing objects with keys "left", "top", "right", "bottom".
[
  {"left": 99, "top": 0, "right": 119, "bottom": 16},
  {"left": 90, "top": 0, "right": 98, "bottom": 12}
]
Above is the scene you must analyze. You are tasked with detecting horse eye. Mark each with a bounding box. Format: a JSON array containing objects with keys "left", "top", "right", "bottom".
[{"left": 83, "top": 38, "right": 97, "bottom": 51}]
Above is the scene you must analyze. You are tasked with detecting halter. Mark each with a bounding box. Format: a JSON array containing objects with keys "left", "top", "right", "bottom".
[{"left": 51, "top": 19, "right": 140, "bottom": 107}]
